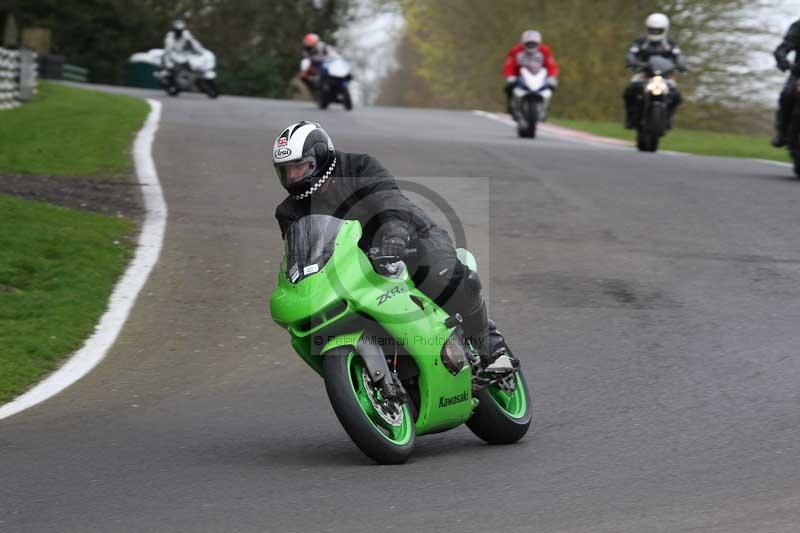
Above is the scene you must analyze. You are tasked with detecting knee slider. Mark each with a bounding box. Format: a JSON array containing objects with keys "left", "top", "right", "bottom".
[{"left": 465, "top": 269, "right": 482, "bottom": 296}]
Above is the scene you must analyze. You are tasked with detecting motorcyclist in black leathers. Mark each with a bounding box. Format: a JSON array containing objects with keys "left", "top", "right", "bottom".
[
  {"left": 623, "top": 13, "right": 687, "bottom": 129},
  {"left": 772, "top": 20, "right": 800, "bottom": 147},
  {"left": 272, "top": 121, "right": 511, "bottom": 367}
]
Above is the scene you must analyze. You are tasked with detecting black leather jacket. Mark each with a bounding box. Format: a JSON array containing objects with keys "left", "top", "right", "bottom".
[
  {"left": 626, "top": 37, "right": 686, "bottom": 70},
  {"left": 775, "top": 20, "right": 800, "bottom": 70},
  {"left": 275, "top": 151, "right": 436, "bottom": 248}
]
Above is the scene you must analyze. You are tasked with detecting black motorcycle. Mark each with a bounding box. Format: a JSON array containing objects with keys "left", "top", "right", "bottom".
[
  {"left": 784, "top": 71, "right": 800, "bottom": 177},
  {"left": 632, "top": 56, "right": 680, "bottom": 153}
]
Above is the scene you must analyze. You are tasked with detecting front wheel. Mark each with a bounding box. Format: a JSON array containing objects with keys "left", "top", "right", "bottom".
[
  {"left": 791, "top": 147, "right": 800, "bottom": 178},
  {"left": 637, "top": 103, "right": 665, "bottom": 152},
  {"left": 198, "top": 78, "right": 219, "bottom": 99},
  {"left": 323, "top": 349, "right": 415, "bottom": 464},
  {"left": 343, "top": 88, "right": 353, "bottom": 111},
  {"left": 467, "top": 368, "right": 532, "bottom": 444},
  {"left": 318, "top": 85, "right": 330, "bottom": 110},
  {"left": 517, "top": 97, "right": 539, "bottom": 138},
  {"left": 636, "top": 129, "right": 659, "bottom": 152},
  {"left": 789, "top": 108, "right": 800, "bottom": 178}
]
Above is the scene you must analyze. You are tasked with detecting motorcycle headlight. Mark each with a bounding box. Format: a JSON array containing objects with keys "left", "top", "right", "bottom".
[{"left": 646, "top": 76, "right": 669, "bottom": 96}]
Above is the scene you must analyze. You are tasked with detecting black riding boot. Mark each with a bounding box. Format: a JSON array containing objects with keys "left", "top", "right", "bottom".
[
  {"left": 667, "top": 103, "right": 677, "bottom": 130},
  {"left": 623, "top": 92, "right": 639, "bottom": 129},
  {"left": 461, "top": 299, "right": 509, "bottom": 366},
  {"left": 773, "top": 108, "right": 788, "bottom": 147},
  {"left": 504, "top": 82, "right": 515, "bottom": 115}
]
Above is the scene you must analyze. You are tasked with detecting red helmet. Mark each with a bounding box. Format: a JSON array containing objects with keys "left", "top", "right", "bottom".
[{"left": 303, "top": 33, "right": 320, "bottom": 50}]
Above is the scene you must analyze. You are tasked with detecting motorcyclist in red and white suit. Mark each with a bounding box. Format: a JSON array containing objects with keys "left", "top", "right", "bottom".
[
  {"left": 502, "top": 30, "right": 560, "bottom": 114},
  {"left": 300, "top": 33, "right": 339, "bottom": 95}
]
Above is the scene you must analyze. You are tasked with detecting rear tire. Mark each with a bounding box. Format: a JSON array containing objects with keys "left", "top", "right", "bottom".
[
  {"left": 323, "top": 349, "right": 415, "bottom": 464},
  {"left": 467, "top": 368, "right": 532, "bottom": 445}
]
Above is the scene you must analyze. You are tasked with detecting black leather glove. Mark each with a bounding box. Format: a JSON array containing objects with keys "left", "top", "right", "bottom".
[
  {"left": 376, "top": 220, "right": 411, "bottom": 259},
  {"left": 778, "top": 58, "right": 792, "bottom": 72},
  {"left": 380, "top": 236, "right": 407, "bottom": 259}
]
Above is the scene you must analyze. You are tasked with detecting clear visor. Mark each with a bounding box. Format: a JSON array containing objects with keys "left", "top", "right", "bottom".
[{"left": 276, "top": 157, "right": 317, "bottom": 186}]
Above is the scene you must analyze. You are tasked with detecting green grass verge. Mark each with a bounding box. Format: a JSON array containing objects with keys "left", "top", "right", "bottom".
[
  {"left": 0, "top": 81, "right": 149, "bottom": 177},
  {"left": 552, "top": 118, "right": 790, "bottom": 163},
  {"left": 0, "top": 81, "right": 148, "bottom": 403},
  {"left": 0, "top": 195, "right": 134, "bottom": 403}
]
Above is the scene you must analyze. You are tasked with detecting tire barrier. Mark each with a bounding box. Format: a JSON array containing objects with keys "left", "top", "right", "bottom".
[{"left": 0, "top": 47, "right": 37, "bottom": 110}]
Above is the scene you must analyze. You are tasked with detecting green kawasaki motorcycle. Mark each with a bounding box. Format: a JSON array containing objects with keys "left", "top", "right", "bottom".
[{"left": 270, "top": 215, "right": 531, "bottom": 464}]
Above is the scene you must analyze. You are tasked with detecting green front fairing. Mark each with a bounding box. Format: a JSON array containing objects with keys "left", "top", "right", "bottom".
[{"left": 270, "top": 221, "right": 474, "bottom": 436}]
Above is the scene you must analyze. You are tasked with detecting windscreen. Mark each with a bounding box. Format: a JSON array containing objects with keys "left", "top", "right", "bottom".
[
  {"left": 648, "top": 56, "right": 675, "bottom": 74},
  {"left": 284, "top": 215, "right": 344, "bottom": 283}
]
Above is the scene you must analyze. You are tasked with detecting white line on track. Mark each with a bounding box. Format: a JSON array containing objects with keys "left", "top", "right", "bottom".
[
  {"left": 0, "top": 99, "right": 166, "bottom": 421},
  {"left": 753, "top": 159, "right": 793, "bottom": 169},
  {"left": 471, "top": 110, "right": 630, "bottom": 150},
  {"left": 472, "top": 109, "right": 796, "bottom": 169}
]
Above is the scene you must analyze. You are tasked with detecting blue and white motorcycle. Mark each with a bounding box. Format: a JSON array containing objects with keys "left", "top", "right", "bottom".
[
  {"left": 511, "top": 66, "right": 554, "bottom": 138},
  {"left": 304, "top": 57, "right": 353, "bottom": 111}
]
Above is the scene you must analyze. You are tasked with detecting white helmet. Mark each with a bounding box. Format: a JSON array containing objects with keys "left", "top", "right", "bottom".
[
  {"left": 645, "top": 13, "right": 669, "bottom": 42},
  {"left": 521, "top": 30, "right": 542, "bottom": 48},
  {"left": 273, "top": 121, "right": 336, "bottom": 200},
  {"left": 171, "top": 19, "right": 187, "bottom": 38}
]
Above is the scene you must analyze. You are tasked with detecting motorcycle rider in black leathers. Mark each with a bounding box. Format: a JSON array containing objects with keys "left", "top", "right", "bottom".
[
  {"left": 771, "top": 20, "right": 800, "bottom": 147},
  {"left": 623, "top": 13, "right": 687, "bottom": 129},
  {"left": 272, "top": 121, "right": 511, "bottom": 368}
]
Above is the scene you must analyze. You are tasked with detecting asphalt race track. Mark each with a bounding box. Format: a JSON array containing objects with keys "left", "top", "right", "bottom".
[{"left": 2, "top": 88, "right": 800, "bottom": 532}]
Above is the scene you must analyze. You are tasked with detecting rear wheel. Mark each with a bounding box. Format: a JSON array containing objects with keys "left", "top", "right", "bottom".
[
  {"left": 467, "top": 368, "right": 532, "bottom": 444},
  {"left": 323, "top": 349, "right": 415, "bottom": 464}
]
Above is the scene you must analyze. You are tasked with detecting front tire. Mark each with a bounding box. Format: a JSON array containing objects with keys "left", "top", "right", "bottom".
[
  {"left": 323, "top": 349, "right": 415, "bottom": 464},
  {"left": 343, "top": 88, "right": 353, "bottom": 111},
  {"left": 636, "top": 129, "right": 659, "bottom": 152},
  {"left": 637, "top": 103, "right": 665, "bottom": 152},
  {"left": 318, "top": 85, "right": 330, "bottom": 110},
  {"left": 791, "top": 147, "right": 800, "bottom": 178},
  {"left": 518, "top": 96, "right": 539, "bottom": 138},
  {"left": 467, "top": 368, "right": 532, "bottom": 444},
  {"left": 199, "top": 79, "right": 219, "bottom": 99},
  {"left": 789, "top": 107, "right": 800, "bottom": 178}
]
